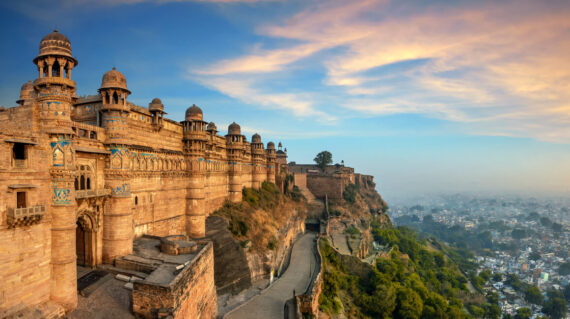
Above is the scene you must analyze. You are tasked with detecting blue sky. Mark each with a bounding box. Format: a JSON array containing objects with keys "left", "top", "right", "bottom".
[{"left": 1, "top": 0, "right": 569, "bottom": 202}]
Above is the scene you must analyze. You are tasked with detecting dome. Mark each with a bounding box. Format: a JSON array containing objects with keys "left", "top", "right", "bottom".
[
  {"left": 228, "top": 122, "right": 241, "bottom": 135},
  {"left": 149, "top": 97, "right": 164, "bottom": 112},
  {"left": 267, "top": 141, "right": 275, "bottom": 149},
  {"left": 100, "top": 67, "right": 130, "bottom": 93},
  {"left": 207, "top": 122, "right": 217, "bottom": 132},
  {"left": 185, "top": 104, "right": 203, "bottom": 121},
  {"left": 17, "top": 81, "right": 34, "bottom": 104},
  {"left": 34, "top": 30, "right": 77, "bottom": 65},
  {"left": 252, "top": 133, "right": 261, "bottom": 143}
]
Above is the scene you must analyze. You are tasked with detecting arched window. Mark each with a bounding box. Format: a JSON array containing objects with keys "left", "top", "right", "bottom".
[
  {"left": 80, "top": 175, "right": 85, "bottom": 190},
  {"left": 86, "top": 178, "right": 91, "bottom": 190},
  {"left": 134, "top": 196, "right": 138, "bottom": 205},
  {"left": 112, "top": 92, "right": 119, "bottom": 104},
  {"left": 52, "top": 60, "right": 60, "bottom": 77},
  {"left": 75, "top": 178, "right": 79, "bottom": 190}
]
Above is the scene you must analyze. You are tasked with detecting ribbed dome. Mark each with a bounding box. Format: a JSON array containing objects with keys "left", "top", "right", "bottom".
[
  {"left": 100, "top": 67, "right": 129, "bottom": 92},
  {"left": 252, "top": 133, "right": 261, "bottom": 143},
  {"left": 228, "top": 122, "right": 241, "bottom": 135},
  {"left": 207, "top": 122, "right": 217, "bottom": 132},
  {"left": 17, "top": 81, "right": 34, "bottom": 104},
  {"left": 267, "top": 141, "right": 275, "bottom": 149},
  {"left": 185, "top": 104, "right": 203, "bottom": 121},
  {"left": 149, "top": 97, "right": 164, "bottom": 112},
  {"left": 34, "top": 30, "right": 76, "bottom": 64}
]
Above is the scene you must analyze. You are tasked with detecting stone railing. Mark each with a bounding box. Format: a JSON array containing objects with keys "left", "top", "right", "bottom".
[
  {"left": 13, "top": 159, "right": 27, "bottom": 169},
  {"left": 75, "top": 189, "right": 111, "bottom": 199},
  {"left": 295, "top": 235, "right": 324, "bottom": 318},
  {"left": 7, "top": 205, "right": 46, "bottom": 227}
]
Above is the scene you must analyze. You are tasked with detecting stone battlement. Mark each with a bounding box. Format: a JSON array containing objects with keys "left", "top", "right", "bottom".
[{"left": 0, "top": 30, "right": 288, "bottom": 317}]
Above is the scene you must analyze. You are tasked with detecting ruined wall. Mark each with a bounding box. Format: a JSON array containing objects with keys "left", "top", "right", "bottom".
[{"left": 132, "top": 242, "right": 217, "bottom": 319}]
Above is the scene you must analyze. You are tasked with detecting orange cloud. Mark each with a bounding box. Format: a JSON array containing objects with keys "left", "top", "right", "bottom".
[{"left": 196, "top": 0, "right": 570, "bottom": 142}]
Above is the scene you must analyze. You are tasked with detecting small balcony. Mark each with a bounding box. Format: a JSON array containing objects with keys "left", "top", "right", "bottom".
[
  {"left": 13, "top": 159, "right": 27, "bottom": 169},
  {"left": 75, "top": 189, "right": 111, "bottom": 199},
  {"left": 7, "top": 205, "right": 46, "bottom": 227}
]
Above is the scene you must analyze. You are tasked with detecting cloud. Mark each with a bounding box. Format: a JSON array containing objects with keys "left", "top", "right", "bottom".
[
  {"left": 196, "top": 0, "right": 570, "bottom": 142},
  {"left": 195, "top": 76, "right": 337, "bottom": 122}
]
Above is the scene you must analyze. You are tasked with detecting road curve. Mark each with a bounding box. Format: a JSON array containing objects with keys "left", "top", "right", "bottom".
[{"left": 225, "top": 232, "right": 317, "bottom": 319}]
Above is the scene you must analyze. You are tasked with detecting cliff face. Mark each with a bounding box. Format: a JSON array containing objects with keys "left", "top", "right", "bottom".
[
  {"left": 206, "top": 182, "right": 310, "bottom": 295},
  {"left": 327, "top": 177, "right": 391, "bottom": 259}
]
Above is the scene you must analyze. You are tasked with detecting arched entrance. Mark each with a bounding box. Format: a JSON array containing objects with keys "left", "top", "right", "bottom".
[{"left": 76, "top": 214, "right": 96, "bottom": 267}]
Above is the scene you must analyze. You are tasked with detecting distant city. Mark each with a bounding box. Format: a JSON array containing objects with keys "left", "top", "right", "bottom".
[{"left": 391, "top": 194, "right": 570, "bottom": 318}]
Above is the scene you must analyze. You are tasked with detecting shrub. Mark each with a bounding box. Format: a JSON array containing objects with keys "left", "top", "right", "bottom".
[
  {"left": 343, "top": 183, "right": 359, "bottom": 204},
  {"left": 267, "top": 236, "right": 278, "bottom": 250},
  {"left": 345, "top": 226, "right": 361, "bottom": 235},
  {"left": 290, "top": 185, "right": 305, "bottom": 202}
]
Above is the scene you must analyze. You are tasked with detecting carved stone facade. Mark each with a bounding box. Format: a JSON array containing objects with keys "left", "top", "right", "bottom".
[{"left": 0, "top": 30, "right": 286, "bottom": 317}]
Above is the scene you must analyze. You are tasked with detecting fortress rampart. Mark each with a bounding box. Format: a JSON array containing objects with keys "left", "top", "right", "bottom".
[{"left": 0, "top": 30, "right": 288, "bottom": 317}]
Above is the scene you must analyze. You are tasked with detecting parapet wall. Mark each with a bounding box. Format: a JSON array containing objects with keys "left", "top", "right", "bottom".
[
  {"left": 306, "top": 175, "right": 347, "bottom": 200},
  {"left": 132, "top": 241, "right": 217, "bottom": 319},
  {"left": 296, "top": 235, "right": 323, "bottom": 318}
]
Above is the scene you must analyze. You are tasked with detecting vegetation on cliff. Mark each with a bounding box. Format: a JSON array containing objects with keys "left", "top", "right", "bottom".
[
  {"left": 319, "top": 214, "right": 508, "bottom": 319},
  {"left": 213, "top": 181, "right": 306, "bottom": 253}
]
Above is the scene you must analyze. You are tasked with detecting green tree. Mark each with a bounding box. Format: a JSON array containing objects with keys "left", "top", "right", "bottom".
[
  {"left": 422, "top": 292, "right": 448, "bottom": 318},
  {"left": 564, "top": 283, "right": 570, "bottom": 302},
  {"left": 540, "top": 217, "right": 552, "bottom": 227},
  {"left": 558, "top": 262, "right": 570, "bottom": 276},
  {"left": 524, "top": 285, "right": 543, "bottom": 305},
  {"left": 492, "top": 273, "right": 502, "bottom": 282},
  {"left": 505, "top": 273, "right": 522, "bottom": 291},
  {"left": 514, "top": 307, "right": 531, "bottom": 319},
  {"left": 468, "top": 304, "right": 485, "bottom": 318},
  {"left": 552, "top": 222, "right": 563, "bottom": 232},
  {"left": 528, "top": 252, "right": 541, "bottom": 261},
  {"left": 542, "top": 297, "right": 567, "bottom": 319},
  {"left": 395, "top": 287, "right": 423, "bottom": 319},
  {"left": 360, "top": 284, "right": 397, "bottom": 318},
  {"left": 314, "top": 151, "right": 332, "bottom": 172},
  {"left": 479, "top": 269, "right": 492, "bottom": 282},
  {"left": 486, "top": 291, "right": 500, "bottom": 305},
  {"left": 484, "top": 303, "right": 501, "bottom": 319}
]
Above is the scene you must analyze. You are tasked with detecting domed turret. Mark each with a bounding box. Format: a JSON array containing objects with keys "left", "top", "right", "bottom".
[
  {"left": 185, "top": 104, "right": 203, "bottom": 121},
  {"left": 207, "top": 122, "right": 217, "bottom": 132},
  {"left": 34, "top": 30, "right": 77, "bottom": 65},
  {"left": 149, "top": 98, "right": 164, "bottom": 112},
  {"left": 267, "top": 141, "right": 275, "bottom": 149},
  {"left": 252, "top": 133, "right": 261, "bottom": 143},
  {"left": 228, "top": 122, "right": 241, "bottom": 135},
  {"left": 17, "top": 81, "right": 35, "bottom": 105},
  {"left": 100, "top": 67, "right": 130, "bottom": 93}
]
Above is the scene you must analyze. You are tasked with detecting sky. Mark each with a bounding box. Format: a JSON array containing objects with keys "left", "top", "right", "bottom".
[{"left": 1, "top": 0, "right": 569, "bottom": 202}]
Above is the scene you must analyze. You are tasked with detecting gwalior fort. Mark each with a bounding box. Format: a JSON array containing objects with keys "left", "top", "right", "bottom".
[{"left": 0, "top": 30, "right": 385, "bottom": 319}]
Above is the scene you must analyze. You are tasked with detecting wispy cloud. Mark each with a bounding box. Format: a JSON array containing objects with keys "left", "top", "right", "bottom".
[
  {"left": 195, "top": 76, "right": 337, "bottom": 122},
  {"left": 195, "top": 0, "right": 570, "bottom": 142}
]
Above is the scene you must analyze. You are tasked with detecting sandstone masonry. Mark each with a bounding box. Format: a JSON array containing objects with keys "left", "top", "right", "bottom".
[{"left": 0, "top": 30, "right": 287, "bottom": 317}]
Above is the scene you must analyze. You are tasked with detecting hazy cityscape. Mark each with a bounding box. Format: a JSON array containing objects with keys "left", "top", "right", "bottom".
[
  {"left": 0, "top": 0, "right": 569, "bottom": 318},
  {"left": 392, "top": 194, "right": 570, "bottom": 318}
]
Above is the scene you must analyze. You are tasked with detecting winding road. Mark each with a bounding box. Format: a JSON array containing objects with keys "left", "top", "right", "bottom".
[{"left": 225, "top": 232, "right": 317, "bottom": 319}]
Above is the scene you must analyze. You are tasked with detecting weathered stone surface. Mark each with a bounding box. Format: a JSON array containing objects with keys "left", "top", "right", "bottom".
[
  {"left": 0, "top": 30, "right": 287, "bottom": 317},
  {"left": 204, "top": 216, "right": 252, "bottom": 295}
]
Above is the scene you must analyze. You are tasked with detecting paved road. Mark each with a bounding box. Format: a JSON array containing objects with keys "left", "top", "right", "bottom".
[{"left": 225, "top": 232, "right": 317, "bottom": 319}]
